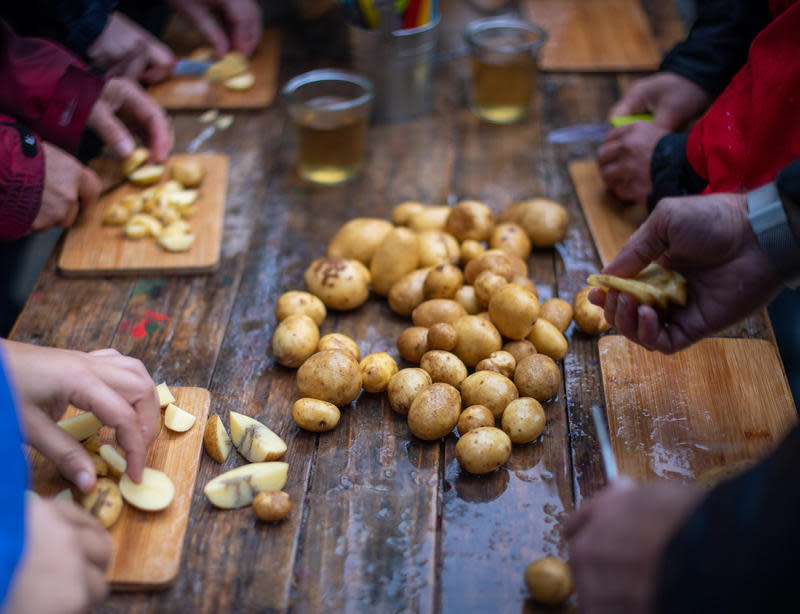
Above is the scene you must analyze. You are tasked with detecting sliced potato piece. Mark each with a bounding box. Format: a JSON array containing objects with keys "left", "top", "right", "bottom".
[
  {"left": 99, "top": 444, "right": 127, "bottom": 479},
  {"left": 82, "top": 478, "right": 123, "bottom": 529},
  {"left": 90, "top": 453, "right": 109, "bottom": 476},
  {"left": 203, "top": 414, "right": 232, "bottom": 463},
  {"left": 122, "top": 147, "right": 150, "bottom": 176},
  {"left": 156, "top": 382, "right": 175, "bottom": 408},
  {"left": 204, "top": 462, "right": 288, "bottom": 509},
  {"left": 160, "top": 221, "right": 192, "bottom": 239},
  {"left": 215, "top": 114, "right": 234, "bottom": 130},
  {"left": 198, "top": 109, "right": 219, "bottom": 123},
  {"left": 125, "top": 214, "right": 162, "bottom": 239},
  {"left": 119, "top": 467, "right": 175, "bottom": 511},
  {"left": 58, "top": 412, "right": 102, "bottom": 441},
  {"left": 82, "top": 433, "right": 101, "bottom": 453},
  {"left": 128, "top": 164, "right": 165, "bottom": 186},
  {"left": 158, "top": 234, "right": 195, "bottom": 252},
  {"left": 103, "top": 203, "right": 130, "bottom": 226},
  {"left": 170, "top": 159, "right": 205, "bottom": 188},
  {"left": 224, "top": 71, "right": 255, "bottom": 91},
  {"left": 205, "top": 51, "right": 248, "bottom": 81},
  {"left": 587, "top": 263, "right": 687, "bottom": 309},
  {"left": 165, "top": 190, "right": 198, "bottom": 209},
  {"left": 229, "top": 411, "right": 287, "bottom": 462},
  {"left": 55, "top": 488, "right": 74, "bottom": 502},
  {"left": 164, "top": 403, "right": 196, "bottom": 433}
]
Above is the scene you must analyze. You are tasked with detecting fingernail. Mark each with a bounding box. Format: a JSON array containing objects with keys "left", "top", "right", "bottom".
[
  {"left": 116, "top": 137, "right": 135, "bottom": 158},
  {"left": 77, "top": 470, "right": 93, "bottom": 493}
]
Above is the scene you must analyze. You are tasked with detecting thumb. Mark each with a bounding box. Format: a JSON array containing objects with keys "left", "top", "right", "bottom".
[
  {"left": 89, "top": 102, "right": 136, "bottom": 158},
  {"left": 603, "top": 207, "right": 668, "bottom": 277}
]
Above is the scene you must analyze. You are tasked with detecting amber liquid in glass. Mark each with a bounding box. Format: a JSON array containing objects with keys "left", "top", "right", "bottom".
[
  {"left": 295, "top": 96, "right": 368, "bottom": 185},
  {"left": 470, "top": 56, "right": 536, "bottom": 124}
]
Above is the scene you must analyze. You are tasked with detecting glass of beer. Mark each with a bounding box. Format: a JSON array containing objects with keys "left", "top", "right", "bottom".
[
  {"left": 282, "top": 69, "right": 374, "bottom": 185},
  {"left": 464, "top": 17, "right": 547, "bottom": 125}
]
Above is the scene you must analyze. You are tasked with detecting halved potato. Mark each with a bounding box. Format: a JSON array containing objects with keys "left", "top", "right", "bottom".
[{"left": 204, "top": 462, "right": 288, "bottom": 509}]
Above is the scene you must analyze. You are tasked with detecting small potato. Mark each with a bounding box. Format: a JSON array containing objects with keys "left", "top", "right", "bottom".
[
  {"left": 370, "top": 228, "right": 420, "bottom": 296},
  {"left": 81, "top": 478, "right": 123, "bottom": 529},
  {"left": 121, "top": 147, "right": 149, "bottom": 176},
  {"left": 445, "top": 200, "right": 494, "bottom": 241},
  {"left": 475, "top": 350, "right": 516, "bottom": 378},
  {"left": 396, "top": 327, "right": 429, "bottom": 363},
  {"left": 539, "top": 298, "right": 573, "bottom": 333},
  {"left": 524, "top": 556, "right": 574, "bottom": 606},
  {"left": 292, "top": 398, "right": 341, "bottom": 432},
  {"left": 489, "top": 222, "right": 532, "bottom": 260},
  {"left": 527, "top": 319, "right": 568, "bottom": 361},
  {"left": 573, "top": 287, "right": 611, "bottom": 335},
  {"left": 420, "top": 350, "right": 468, "bottom": 388},
  {"left": 412, "top": 299, "right": 467, "bottom": 327},
  {"left": 253, "top": 491, "right": 292, "bottom": 522},
  {"left": 455, "top": 426, "right": 511, "bottom": 474},
  {"left": 170, "top": 158, "right": 205, "bottom": 187},
  {"left": 453, "top": 285, "right": 481, "bottom": 314},
  {"left": 407, "top": 382, "right": 461, "bottom": 440},
  {"left": 359, "top": 352, "right": 399, "bottom": 393},
  {"left": 503, "top": 340, "right": 537, "bottom": 364},
  {"left": 473, "top": 270, "right": 509, "bottom": 308},
  {"left": 514, "top": 354, "right": 561, "bottom": 401},
  {"left": 326, "top": 218, "right": 394, "bottom": 265},
  {"left": 318, "top": 333, "right": 361, "bottom": 362},
  {"left": 392, "top": 201, "right": 426, "bottom": 226},
  {"left": 272, "top": 314, "right": 319, "bottom": 368},
  {"left": 459, "top": 239, "right": 485, "bottom": 266},
  {"left": 296, "top": 350, "right": 362, "bottom": 406},
  {"left": 417, "top": 230, "right": 460, "bottom": 267},
  {"left": 511, "top": 275, "right": 538, "bottom": 297},
  {"left": 457, "top": 405, "right": 495, "bottom": 436},
  {"left": 427, "top": 322, "right": 457, "bottom": 351},
  {"left": 387, "top": 368, "right": 432, "bottom": 415},
  {"left": 388, "top": 268, "right": 431, "bottom": 316},
  {"left": 464, "top": 251, "right": 514, "bottom": 284},
  {"left": 408, "top": 205, "right": 451, "bottom": 232},
  {"left": 488, "top": 283, "right": 540, "bottom": 339},
  {"left": 423, "top": 264, "right": 464, "bottom": 300},
  {"left": 460, "top": 371, "right": 519, "bottom": 418},
  {"left": 513, "top": 198, "right": 569, "bottom": 247},
  {"left": 90, "top": 453, "right": 109, "bottom": 477},
  {"left": 305, "top": 257, "right": 370, "bottom": 310},
  {"left": 451, "top": 315, "right": 503, "bottom": 367},
  {"left": 501, "top": 397, "right": 545, "bottom": 443},
  {"left": 275, "top": 290, "right": 326, "bottom": 325}
]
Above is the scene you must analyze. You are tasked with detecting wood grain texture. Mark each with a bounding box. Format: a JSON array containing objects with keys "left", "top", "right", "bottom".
[
  {"left": 58, "top": 154, "right": 228, "bottom": 277},
  {"left": 599, "top": 336, "right": 797, "bottom": 483},
  {"left": 522, "top": 0, "right": 662, "bottom": 71},
  {"left": 29, "top": 387, "right": 210, "bottom": 590}
]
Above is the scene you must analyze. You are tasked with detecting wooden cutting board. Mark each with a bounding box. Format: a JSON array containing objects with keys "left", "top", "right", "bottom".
[
  {"left": 599, "top": 336, "right": 797, "bottom": 483},
  {"left": 147, "top": 29, "right": 281, "bottom": 110},
  {"left": 521, "top": 0, "right": 662, "bottom": 71},
  {"left": 58, "top": 153, "right": 228, "bottom": 276},
  {"left": 29, "top": 387, "right": 210, "bottom": 590},
  {"left": 569, "top": 159, "right": 647, "bottom": 266}
]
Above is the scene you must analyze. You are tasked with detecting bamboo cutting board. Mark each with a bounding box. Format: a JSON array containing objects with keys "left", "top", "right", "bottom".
[
  {"left": 29, "top": 387, "right": 210, "bottom": 590},
  {"left": 599, "top": 336, "right": 797, "bottom": 483},
  {"left": 58, "top": 154, "right": 228, "bottom": 276},
  {"left": 521, "top": 0, "right": 662, "bottom": 71}
]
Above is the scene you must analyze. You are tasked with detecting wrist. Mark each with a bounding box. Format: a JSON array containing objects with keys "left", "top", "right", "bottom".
[{"left": 747, "top": 181, "right": 800, "bottom": 289}]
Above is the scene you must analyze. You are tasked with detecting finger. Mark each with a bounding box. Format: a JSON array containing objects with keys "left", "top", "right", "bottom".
[
  {"left": 182, "top": 4, "right": 230, "bottom": 57},
  {"left": 89, "top": 348, "right": 122, "bottom": 358},
  {"left": 603, "top": 289, "right": 619, "bottom": 328},
  {"left": 118, "top": 51, "right": 150, "bottom": 82},
  {"left": 59, "top": 200, "right": 80, "bottom": 228},
  {"left": 608, "top": 97, "right": 646, "bottom": 121},
  {"left": 599, "top": 161, "right": 626, "bottom": 189},
  {"left": 115, "top": 81, "right": 173, "bottom": 161},
  {"left": 141, "top": 40, "right": 177, "bottom": 84},
  {"left": 223, "top": 2, "right": 263, "bottom": 55},
  {"left": 587, "top": 287, "right": 606, "bottom": 308},
  {"left": 597, "top": 140, "right": 622, "bottom": 167},
  {"left": 612, "top": 292, "right": 640, "bottom": 341},
  {"left": 602, "top": 209, "right": 668, "bottom": 277},
  {"left": 636, "top": 305, "right": 665, "bottom": 351},
  {"left": 78, "top": 522, "right": 112, "bottom": 569},
  {"left": 89, "top": 102, "right": 136, "bottom": 158},
  {"left": 78, "top": 167, "right": 101, "bottom": 210},
  {"left": 84, "top": 563, "right": 111, "bottom": 606}
]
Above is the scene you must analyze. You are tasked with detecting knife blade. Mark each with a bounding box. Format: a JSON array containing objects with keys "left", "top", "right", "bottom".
[
  {"left": 546, "top": 114, "right": 653, "bottom": 144},
  {"left": 172, "top": 59, "right": 214, "bottom": 77},
  {"left": 591, "top": 404, "right": 619, "bottom": 483}
]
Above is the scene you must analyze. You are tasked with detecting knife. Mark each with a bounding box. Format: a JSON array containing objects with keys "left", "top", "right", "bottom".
[
  {"left": 172, "top": 59, "right": 215, "bottom": 77},
  {"left": 546, "top": 113, "right": 653, "bottom": 144},
  {"left": 591, "top": 404, "right": 620, "bottom": 483}
]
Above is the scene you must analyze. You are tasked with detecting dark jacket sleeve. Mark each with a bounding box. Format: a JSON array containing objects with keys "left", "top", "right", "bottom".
[
  {"left": 657, "top": 423, "right": 800, "bottom": 613},
  {"left": 0, "top": 115, "right": 44, "bottom": 241},
  {"left": 660, "top": 1, "right": 771, "bottom": 98}
]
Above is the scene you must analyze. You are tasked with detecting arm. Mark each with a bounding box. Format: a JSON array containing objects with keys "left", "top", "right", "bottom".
[{"left": 0, "top": 117, "right": 44, "bottom": 240}]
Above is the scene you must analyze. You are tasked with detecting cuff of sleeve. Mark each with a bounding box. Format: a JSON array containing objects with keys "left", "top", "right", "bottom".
[
  {"left": 0, "top": 122, "right": 44, "bottom": 241},
  {"left": 748, "top": 181, "right": 800, "bottom": 290},
  {"left": 647, "top": 133, "right": 708, "bottom": 212},
  {"left": 64, "top": 3, "right": 115, "bottom": 56}
]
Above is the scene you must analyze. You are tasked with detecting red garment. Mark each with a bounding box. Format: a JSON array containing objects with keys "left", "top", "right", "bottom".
[
  {"left": 0, "top": 115, "right": 44, "bottom": 240},
  {"left": 687, "top": 2, "right": 800, "bottom": 193}
]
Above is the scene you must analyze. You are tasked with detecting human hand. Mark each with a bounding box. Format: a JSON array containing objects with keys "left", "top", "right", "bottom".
[
  {"left": 36, "top": 143, "right": 101, "bottom": 232},
  {"left": 610, "top": 72, "right": 712, "bottom": 132},
  {"left": 565, "top": 479, "right": 704, "bottom": 614},
  {"left": 87, "top": 12, "right": 176, "bottom": 84},
  {"left": 3, "top": 498, "right": 111, "bottom": 614},
  {"left": 598, "top": 122, "right": 668, "bottom": 202},
  {"left": 168, "top": 0, "right": 263, "bottom": 57},
  {"left": 86, "top": 77, "right": 173, "bottom": 162},
  {"left": 2, "top": 341, "right": 160, "bottom": 491},
  {"left": 588, "top": 193, "right": 783, "bottom": 353}
]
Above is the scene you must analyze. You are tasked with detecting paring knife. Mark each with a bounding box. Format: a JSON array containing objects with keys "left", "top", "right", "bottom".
[
  {"left": 546, "top": 113, "right": 653, "bottom": 144},
  {"left": 591, "top": 404, "right": 620, "bottom": 483},
  {"left": 172, "top": 59, "right": 214, "bottom": 77}
]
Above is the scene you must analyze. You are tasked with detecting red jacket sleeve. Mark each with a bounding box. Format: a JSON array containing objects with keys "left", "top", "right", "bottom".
[
  {"left": 0, "top": 18, "right": 106, "bottom": 155},
  {"left": 0, "top": 114, "right": 44, "bottom": 241}
]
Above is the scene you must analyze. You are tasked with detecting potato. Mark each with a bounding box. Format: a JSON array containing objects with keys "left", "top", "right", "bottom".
[
  {"left": 122, "top": 147, "right": 149, "bottom": 176},
  {"left": 396, "top": 326, "right": 429, "bottom": 363},
  {"left": 158, "top": 234, "right": 195, "bottom": 252},
  {"left": 573, "top": 287, "right": 611, "bottom": 335},
  {"left": 417, "top": 230, "right": 460, "bottom": 267},
  {"left": 453, "top": 285, "right": 481, "bottom": 314},
  {"left": 427, "top": 322, "right": 457, "bottom": 351},
  {"left": 539, "top": 297, "right": 573, "bottom": 333},
  {"left": 99, "top": 445, "right": 126, "bottom": 479},
  {"left": 326, "top": 218, "right": 394, "bottom": 264},
  {"left": 524, "top": 556, "right": 574, "bottom": 606},
  {"left": 296, "top": 350, "right": 362, "bottom": 406},
  {"left": 489, "top": 222, "right": 531, "bottom": 260},
  {"left": 275, "top": 290, "right": 326, "bottom": 325},
  {"left": 512, "top": 198, "right": 568, "bottom": 247},
  {"left": 318, "top": 333, "right": 361, "bottom": 362},
  {"left": 473, "top": 270, "right": 509, "bottom": 308},
  {"left": 459, "top": 239, "right": 485, "bottom": 266},
  {"left": 503, "top": 339, "right": 537, "bottom": 364},
  {"left": 445, "top": 200, "right": 494, "bottom": 241},
  {"left": 203, "top": 414, "right": 232, "bottom": 463},
  {"left": 271, "top": 314, "right": 319, "bottom": 368},
  {"left": 464, "top": 251, "right": 514, "bottom": 284},
  {"left": 205, "top": 51, "right": 248, "bottom": 80},
  {"left": 423, "top": 264, "right": 464, "bottom": 300},
  {"left": 451, "top": 315, "right": 503, "bottom": 367},
  {"left": 229, "top": 412, "right": 287, "bottom": 462},
  {"left": 90, "top": 453, "right": 109, "bottom": 477},
  {"left": 292, "top": 398, "right": 341, "bottom": 432},
  {"left": 527, "top": 319, "right": 568, "bottom": 361},
  {"left": 501, "top": 397, "right": 545, "bottom": 443},
  {"left": 455, "top": 426, "right": 511, "bottom": 474},
  {"left": 128, "top": 165, "right": 164, "bottom": 186},
  {"left": 170, "top": 159, "right": 205, "bottom": 187},
  {"left": 58, "top": 411, "right": 101, "bottom": 441},
  {"left": 388, "top": 268, "right": 431, "bottom": 316},
  {"left": 514, "top": 354, "right": 561, "bottom": 401},
  {"left": 391, "top": 201, "right": 426, "bottom": 226},
  {"left": 119, "top": 468, "right": 175, "bottom": 511},
  {"left": 408, "top": 205, "right": 451, "bottom": 232},
  {"left": 412, "top": 299, "right": 467, "bottom": 327},
  {"left": 253, "top": 491, "right": 292, "bottom": 522},
  {"left": 204, "top": 462, "right": 288, "bottom": 509},
  {"left": 164, "top": 403, "right": 196, "bottom": 432},
  {"left": 457, "top": 405, "right": 495, "bottom": 436},
  {"left": 407, "top": 383, "right": 461, "bottom": 440},
  {"left": 224, "top": 71, "right": 255, "bottom": 90},
  {"left": 359, "top": 352, "right": 399, "bottom": 393},
  {"left": 488, "top": 283, "right": 540, "bottom": 339},
  {"left": 82, "top": 433, "right": 101, "bottom": 454},
  {"left": 475, "top": 350, "right": 516, "bottom": 378},
  {"left": 420, "top": 350, "right": 468, "bottom": 388},
  {"left": 81, "top": 478, "right": 123, "bottom": 529},
  {"left": 305, "top": 257, "right": 370, "bottom": 310},
  {"left": 587, "top": 263, "right": 687, "bottom": 309},
  {"left": 460, "top": 371, "right": 519, "bottom": 418},
  {"left": 511, "top": 275, "right": 538, "bottom": 297},
  {"left": 370, "top": 228, "right": 420, "bottom": 296},
  {"left": 387, "top": 368, "right": 432, "bottom": 415}
]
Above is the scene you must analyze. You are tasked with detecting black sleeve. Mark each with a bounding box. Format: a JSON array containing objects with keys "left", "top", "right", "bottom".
[
  {"left": 647, "top": 133, "right": 708, "bottom": 211},
  {"left": 660, "top": 0, "right": 771, "bottom": 98},
  {"left": 657, "top": 424, "right": 800, "bottom": 613},
  {"left": 777, "top": 158, "right": 800, "bottom": 246}
]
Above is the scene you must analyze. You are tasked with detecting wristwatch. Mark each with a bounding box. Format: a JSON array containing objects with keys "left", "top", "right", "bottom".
[{"left": 748, "top": 181, "right": 800, "bottom": 289}]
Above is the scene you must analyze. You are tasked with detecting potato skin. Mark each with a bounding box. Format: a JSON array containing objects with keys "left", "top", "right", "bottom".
[
  {"left": 524, "top": 556, "right": 574, "bottom": 605},
  {"left": 408, "top": 205, "right": 451, "bottom": 232},
  {"left": 170, "top": 158, "right": 204, "bottom": 187},
  {"left": 417, "top": 230, "right": 460, "bottom": 267},
  {"left": 445, "top": 200, "right": 494, "bottom": 241},
  {"left": 459, "top": 239, "right": 485, "bottom": 267},
  {"left": 514, "top": 354, "right": 561, "bottom": 401},
  {"left": 503, "top": 339, "right": 537, "bottom": 364},
  {"left": 473, "top": 270, "right": 509, "bottom": 308},
  {"left": 453, "top": 285, "right": 481, "bottom": 314},
  {"left": 460, "top": 371, "right": 519, "bottom": 418},
  {"left": 457, "top": 405, "right": 495, "bottom": 436},
  {"left": 426, "top": 322, "right": 457, "bottom": 351},
  {"left": 396, "top": 326, "right": 429, "bottom": 363},
  {"left": 423, "top": 264, "right": 464, "bottom": 300},
  {"left": 81, "top": 478, "right": 123, "bottom": 528},
  {"left": 573, "top": 287, "right": 611, "bottom": 335},
  {"left": 292, "top": 398, "right": 341, "bottom": 432},
  {"left": 489, "top": 222, "right": 531, "bottom": 260},
  {"left": 296, "top": 350, "right": 362, "bottom": 406},
  {"left": 501, "top": 397, "right": 545, "bottom": 443},
  {"left": 464, "top": 251, "right": 514, "bottom": 284},
  {"left": 253, "top": 491, "right": 292, "bottom": 522},
  {"left": 539, "top": 298, "right": 573, "bottom": 333},
  {"left": 370, "top": 228, "right": 420, "bottom": 296},
  {"left": 387, "top": 368, "right": 432, "bottom": 415},
  {"left": 359, "top": 352, "right": 399, "bottom": 393},
  {"left": 451, "top": 315, "right": 503, "bottom": 367},
  {"left": 275, "top": 291, "right": 327, "bottom": 325},
  {"left": 326, "top": 218, "right": 394, "bottom": 264},
  {"left": 392, "top": 201, "right": 426, "bottom": 226},
  {"left": 455, "top": 426, "right": 512, "bottom": 474},
  {"left": 412, "top": 299, "right": 467, "bottom": 327},
  {"left": 514, "top": 198, "right": 569, "bottom": 247},
  {"left": 407, "top": 383, "right": 461, "bottom": 440},
  {"left": 318, "top": 333, "right": 361, "bottom": 362},
  {"left": 527, "top": 319, "right": 568, "bottom": 361},
  {"left": 388, "top": 268, "right": 431, "bottom": 316},
  {"left": 420, "top": 350, "right": 468, "bottom": 388},
  {"left": 304, "top": 257, "right": 370, "bottom": 311},
  {"left": 271, "top": 314, "right": 319, "bottom": 368},
  {"left": 474, "top": 350, "right": 516, "bottom": 378},
  {"left": 488, "top": 283, "right": 540, "bottom": 339}
]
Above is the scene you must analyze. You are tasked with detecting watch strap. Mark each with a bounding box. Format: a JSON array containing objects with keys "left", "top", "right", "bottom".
[{"left": 748, "top": 182, "right": 800, "bottom": 289}]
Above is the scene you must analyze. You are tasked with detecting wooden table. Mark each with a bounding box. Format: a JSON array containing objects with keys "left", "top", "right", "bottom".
[{"left": 8, "top": 2, "right": 779, "bottom": 612}]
